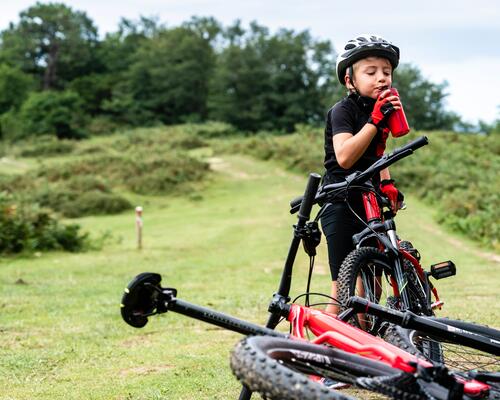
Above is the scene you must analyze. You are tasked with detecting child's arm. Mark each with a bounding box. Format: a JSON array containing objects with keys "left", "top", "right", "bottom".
[
  {"left": 332, "top": 124, "right": 378, "bottom": 169},
  {"left": 380, "top": 167, "right": 391, "bottom": 181}
]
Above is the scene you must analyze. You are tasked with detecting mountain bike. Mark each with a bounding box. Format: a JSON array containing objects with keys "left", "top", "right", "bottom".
[
  {"left": 119, "top": 136, "right": 499, "bottom": 399},
  {"left": 288, "top": 135, "right": 455, "bottom": 363},
  {"left": 120, "top": 274, "right": 500, "bottom": 400}
]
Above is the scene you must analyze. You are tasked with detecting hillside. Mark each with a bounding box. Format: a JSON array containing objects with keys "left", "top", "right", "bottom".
[{"left": 0, "top": 147, "right": 498, "bottom": 398}]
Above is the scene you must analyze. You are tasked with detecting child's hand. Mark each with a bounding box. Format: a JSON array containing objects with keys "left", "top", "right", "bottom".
[
  {"left": 368, "top": 90, "right": 402, "bottom": 127},
  {"left": 380, "top": 179, "right": 404, "bottom": 213}
]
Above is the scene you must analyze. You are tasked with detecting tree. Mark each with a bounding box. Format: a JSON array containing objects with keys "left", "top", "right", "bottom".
[
  {"left": 0, "top": 2, "right": 98, "bottom": 90},
  {"left": 393, "top": 64, "right": 458, "bottom": 131},
  {"left": 19, "top": 90, "right": 87, "bottom": 139},
  {"left": 107, "top": 27, "right": 215, "bottom": 125},
  {"left": 209, "top": 22, "right": 338, "bottom": 132},
  {"left": 0, "top": 64, "right": 34, "bottom": 114}
]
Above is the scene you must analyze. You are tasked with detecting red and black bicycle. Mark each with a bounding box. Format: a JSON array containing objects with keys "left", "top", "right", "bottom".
[{"left": 120, "top": 136, "right": 500, "bottom": 399}]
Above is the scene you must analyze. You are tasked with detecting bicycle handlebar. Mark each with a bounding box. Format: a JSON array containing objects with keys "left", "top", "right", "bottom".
[
  {"left": 290, "top": 136, "right": 429, "bottom": 214},
  {"left": 297, "top": 173, "right": 321, "bottom": 222}
]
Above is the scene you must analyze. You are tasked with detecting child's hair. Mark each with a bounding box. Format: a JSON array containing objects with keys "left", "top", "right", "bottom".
[{"left": 336, "top": 34, "right": 399, "bottom": 87}]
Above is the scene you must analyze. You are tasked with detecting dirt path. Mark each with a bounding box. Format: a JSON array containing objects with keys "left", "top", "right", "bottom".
[{"left": 421, "top": 224, "right": 500, "bottom": 264}]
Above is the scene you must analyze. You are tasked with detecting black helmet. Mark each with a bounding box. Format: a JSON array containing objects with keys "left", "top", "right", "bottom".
[{"left": 336, "top": 34, "right": 400, "bottom": 85}]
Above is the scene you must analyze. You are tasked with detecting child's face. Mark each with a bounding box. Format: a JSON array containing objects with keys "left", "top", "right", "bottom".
[{"left": 346, "top": 57, "right": 393, "bottom": 99}]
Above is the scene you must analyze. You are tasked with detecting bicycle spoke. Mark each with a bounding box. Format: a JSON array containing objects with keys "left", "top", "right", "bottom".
[
  {"left": 355, "top": 262, "right": 394, "bottom": 331},
  {"left": 413, "top": 335, "right": 500, "bottom": 372}
]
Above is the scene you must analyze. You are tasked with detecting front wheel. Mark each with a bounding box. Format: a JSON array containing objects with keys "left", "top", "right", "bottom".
[
  {"left": 230, "top": 336, "right": 451, "bottom": 400},
  {"left": 337, "top": 247, "right": 400, "bottom": 331},
  {"left": 336, "top": 247, "right": 443, "bottom": 363},
  {"left": 231, "top": 337, "right": 354, "bottom": 400}
]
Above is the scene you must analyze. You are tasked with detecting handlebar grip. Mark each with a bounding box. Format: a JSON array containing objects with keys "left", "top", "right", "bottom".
[
  {"left": 297, "top": 173, "right": 321, "bottom": 222},
  {"left": 394, "top": 136, "right": 428, "bottom": 155}
]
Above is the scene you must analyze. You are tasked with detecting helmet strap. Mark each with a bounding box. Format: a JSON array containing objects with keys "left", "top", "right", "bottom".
[{"left": 346, "top": 66, "right": 361, "bottom": 96}]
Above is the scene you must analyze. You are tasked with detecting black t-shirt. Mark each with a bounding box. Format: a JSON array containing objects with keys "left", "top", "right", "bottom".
[{"left": 323, "top": 93, "right": 388, "bottom": 184}]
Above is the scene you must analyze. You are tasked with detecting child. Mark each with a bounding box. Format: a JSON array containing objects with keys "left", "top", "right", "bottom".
[{"left": 322, "top": 34, "right": 403, "bottom": 314}]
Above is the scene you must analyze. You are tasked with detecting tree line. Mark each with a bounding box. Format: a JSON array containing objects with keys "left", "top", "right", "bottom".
[{"left": 0, "top": 2, "right": 497, "bottom": 140}]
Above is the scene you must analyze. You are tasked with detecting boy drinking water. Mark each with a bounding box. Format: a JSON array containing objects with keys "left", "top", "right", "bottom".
[{"left": 321, "top": 34, "right": 404, "bottom": 314}]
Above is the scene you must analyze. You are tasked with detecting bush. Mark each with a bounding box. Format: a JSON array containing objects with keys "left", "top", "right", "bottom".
[
  {"left": 181, "top": 121, "right": 237, "bottom": 138},
  {"left": 111, "top": 126, "right": 208, "bottom": 153},
  {"left": 0, "top": 193, "right": 89, "bottom": 254},
  {"left": 19, "top": 90, "right": 88, "bottom": 139},
  {"left": 59, "top": 192, "right": 132, "bottom": 218},
  {"left": 26, "top": 176, "right": 131, "bottom": 218},
  {"left": 86, "top": 116, "right": 122, "bottom": 136},
  {"left": 0, "top": 64, "right": 34, "bottom": 114},
  {"left": 14, "top": 136, "right": 76, "bottom": 157}
]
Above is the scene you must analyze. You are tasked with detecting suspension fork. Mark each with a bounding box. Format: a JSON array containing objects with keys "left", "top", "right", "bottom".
[
  {"left": 386, "top": 225, "right": 412, "bottom": 309},
  {"left": 361, "top": 192, "right": 412, "bottom": 309}
]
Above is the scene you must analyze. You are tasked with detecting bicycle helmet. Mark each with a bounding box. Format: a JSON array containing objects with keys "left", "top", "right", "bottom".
[{"left": 336, "top": 34, "right": 400, "bottom": 85}]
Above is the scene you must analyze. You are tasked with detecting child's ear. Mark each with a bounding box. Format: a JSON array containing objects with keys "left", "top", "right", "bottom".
[{"left": 345, "top": 74, "right": 354, "bottom": 89}]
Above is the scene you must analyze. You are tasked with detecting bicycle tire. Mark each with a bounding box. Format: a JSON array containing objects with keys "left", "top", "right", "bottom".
[
  {"left": 230, "top": 336, "right": 440, "bottom": 400},
  {"left": 336, "top": 247, "right": 443, "bottom": 363},
  {"left": 383, "top": 318, "right": 500, "bottom": 373},
  {"left": 337, "top": 248, "right": 393, "bottom": 326}
]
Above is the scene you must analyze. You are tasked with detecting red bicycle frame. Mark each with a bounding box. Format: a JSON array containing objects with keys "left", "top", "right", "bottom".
[
  {"left": 361, "top": 190, "right": 443, "bottom": 308},
  {"left": 287, "top": 303, "right": 490, "bottom": 397}
]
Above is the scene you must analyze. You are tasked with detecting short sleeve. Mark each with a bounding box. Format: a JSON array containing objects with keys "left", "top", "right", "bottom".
[{"left": 330, "top": 102, "right": 355, "bottom": 135}]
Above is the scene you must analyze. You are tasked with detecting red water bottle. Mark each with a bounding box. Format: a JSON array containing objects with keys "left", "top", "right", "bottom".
[{"left": 387, "top": 88, "right": 410, "bottom": 137}]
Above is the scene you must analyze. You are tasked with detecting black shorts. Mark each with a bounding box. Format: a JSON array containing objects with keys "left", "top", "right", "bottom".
[{"left": 320, "top": 196, "right": 367, "bottom": 281}]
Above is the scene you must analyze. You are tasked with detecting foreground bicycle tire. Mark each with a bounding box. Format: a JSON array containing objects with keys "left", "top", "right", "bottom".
[
  {"left": 231, "top": 336, "right": 353, "bottom": 400},
  {"left": 229, "top": 336, "right": 451, "bottom": 400},
  {"left": 384, "top": 318, "right": 500, "bottom": 373}
]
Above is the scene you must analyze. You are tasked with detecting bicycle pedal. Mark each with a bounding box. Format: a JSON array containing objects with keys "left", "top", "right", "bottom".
[
  {"left": 431, "top": 300, "right": 444, "bottom": 310},
  {"left": 430, "top": 261, "right": 456, "bottom": 280}
]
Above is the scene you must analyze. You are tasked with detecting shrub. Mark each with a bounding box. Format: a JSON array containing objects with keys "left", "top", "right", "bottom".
[
  {"left": 30, "top": 177, "right": 131, "bottom": 218},
  {"left": 15, "top": 136, "right": 76, "bottom": 157},
  {"left": 86, "top": 116, "right": 122, "bottom": 136},
  {"left": 181, "top": 121, "right": 237, "bottom": 138},
  {"left": 0, "top": 64, "right": 34, "bottom": 114},
  {"left": 0, "top": 193, "right": 89, "bottom": 254},
  {"left": 58, "top": 192, "right": 132, "bottom": 218},
  {"left": 19, "top": 90, "right": 88, "bottom": 140},
  {"left": 111, "top": 126, "right": 208, "bottom": 153}
]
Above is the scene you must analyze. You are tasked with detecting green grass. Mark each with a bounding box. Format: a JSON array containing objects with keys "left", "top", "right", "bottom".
[{"left": 0, "top": 154, "right": 498, "bottom": 399}]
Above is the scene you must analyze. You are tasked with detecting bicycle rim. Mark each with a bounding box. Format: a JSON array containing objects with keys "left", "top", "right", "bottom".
[
  {"left": 384, "top": 321, "right": 500, "bottom": 373},
  {"left": 338, "top": 248, "right": 399, "bottom": 331}
]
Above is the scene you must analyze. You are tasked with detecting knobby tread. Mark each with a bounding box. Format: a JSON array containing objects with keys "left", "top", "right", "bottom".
[
  {"left": 336, "top": 247, "right": 389, "bottom": 316},
  {"left": 230, "top": 337, "right": 355, "bottom": 400}
]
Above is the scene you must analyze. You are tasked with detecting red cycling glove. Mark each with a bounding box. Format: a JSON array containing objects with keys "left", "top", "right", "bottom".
[
  {"left": 380, "top": 179, "right": 403, "bottom": 212},
  {"left": 368, "top": 95, "right": 396, "bottom": 127}
]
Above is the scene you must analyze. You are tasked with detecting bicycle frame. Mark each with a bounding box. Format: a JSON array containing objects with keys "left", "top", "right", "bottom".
[
  {"left": 286, "top": 303, "right": 491, "bottom": 397},
  {"left": 342, "top": 185, "right": 449, "bottom": 314},
  {"left": 119, "top": 274, "right": 494, "bottom": 398}
]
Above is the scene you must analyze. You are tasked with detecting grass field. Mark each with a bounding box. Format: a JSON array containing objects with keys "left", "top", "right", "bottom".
[{"left": 0, "top": 153, "right": 498, "bottom": 399}]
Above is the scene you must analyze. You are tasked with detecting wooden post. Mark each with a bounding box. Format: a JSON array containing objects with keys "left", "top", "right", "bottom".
[{"left": 135, "top": 206, "right": 143, "bottom": 250}]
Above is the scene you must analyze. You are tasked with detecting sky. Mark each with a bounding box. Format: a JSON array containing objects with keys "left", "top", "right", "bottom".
[{"left": 1, "top": 0, "right": 499, "bottom": 124}]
